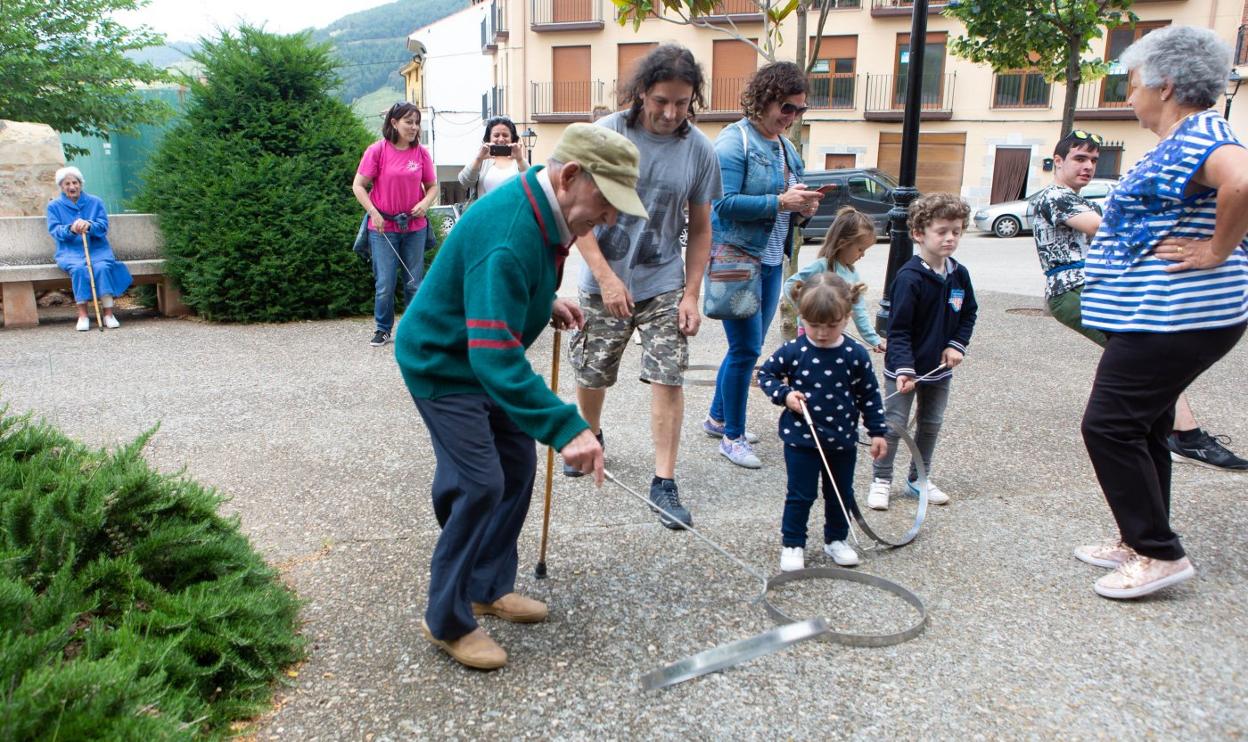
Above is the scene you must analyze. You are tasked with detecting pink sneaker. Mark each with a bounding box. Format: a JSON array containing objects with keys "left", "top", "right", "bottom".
[
  {"left": 1094, "top": 555, "right": 1195, "bottom": 599},
  {"left": 1073, "top": 540, "right": 1137, "bottom": 569}
]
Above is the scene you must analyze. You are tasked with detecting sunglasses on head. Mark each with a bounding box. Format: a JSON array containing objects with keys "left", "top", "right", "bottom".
[
  {"left": 780, "top": 102, "right": 809, "bottom": 116},
  {"left": 1066, "top": 129, "right": 1104, "bottom": 145}
]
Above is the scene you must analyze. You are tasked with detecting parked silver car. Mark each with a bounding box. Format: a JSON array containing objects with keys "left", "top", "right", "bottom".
[{"left": 973, "top": 179, "right": 1117, "bottom": 238}]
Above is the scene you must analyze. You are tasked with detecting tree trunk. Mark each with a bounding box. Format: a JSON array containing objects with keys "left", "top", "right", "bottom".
[{"left": 1060, "top": 36, "right": 1081, "bottom": 142}]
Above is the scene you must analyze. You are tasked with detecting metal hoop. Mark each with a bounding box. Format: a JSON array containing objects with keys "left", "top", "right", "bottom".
[
  {"left": 849, "top": 421, "right": 929, "bottom": 548},
  {"left": 763, "top": 567, "right": 928, "bottom": 647}
]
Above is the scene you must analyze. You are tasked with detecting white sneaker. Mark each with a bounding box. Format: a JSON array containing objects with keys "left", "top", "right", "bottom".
[
  {"left": 780, "top": 546, "right": 805, "bottom": 572},
  {"left": 719, "top": 436, "right": 762, "bottom": 469},
  {"left": 907, "top": 478, "right": 949, "bottom": 505},
  {"left": 103, "top": 314, "right": 120, "bottom": 329},
  {"left": 824, "top": 540, "right": 860, "bottom": 566},
  {"left": 76, "top": 316, "right": 90, "bottom": 332},
  {"left": 867, "top": 478, "right": 891, "bottom": 510}
]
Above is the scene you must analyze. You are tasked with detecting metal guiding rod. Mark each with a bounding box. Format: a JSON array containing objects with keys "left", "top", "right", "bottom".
[{"left": 604, "top": 470, "right": 769, "bottom": 597}]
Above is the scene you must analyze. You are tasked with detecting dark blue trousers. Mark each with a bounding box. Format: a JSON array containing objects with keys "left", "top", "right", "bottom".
[
  {"left": 782, "top": 444, "right": 858, "bottom": 547},
  {"left": 414, "top": 394, "right": 536, "bottom": 641}
]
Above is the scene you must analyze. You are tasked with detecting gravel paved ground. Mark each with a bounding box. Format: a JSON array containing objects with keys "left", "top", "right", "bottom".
[{"left": 2, "top": 236, "right": 1245, "bottom": 739}]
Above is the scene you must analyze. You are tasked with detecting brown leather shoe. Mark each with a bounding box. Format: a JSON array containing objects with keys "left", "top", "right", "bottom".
[
  {"left": 471, "top": 592, "right": 548, "bottom": 623},
  {"left": 420, "top": 619, "right": 507, "bottom": 670}
]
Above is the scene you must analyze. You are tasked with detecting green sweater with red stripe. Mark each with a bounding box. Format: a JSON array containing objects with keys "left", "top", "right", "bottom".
[{"left": 394, "top": 167, "right": 588, "bottom": 450}]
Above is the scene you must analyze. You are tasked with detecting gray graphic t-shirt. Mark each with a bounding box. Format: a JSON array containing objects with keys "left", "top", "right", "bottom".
[
  {"left": 578, "top": 112, "right": 722, "bottom": 302},
  {"left": 1031, "top": 184, "right": 1102, "bottom": 300}
]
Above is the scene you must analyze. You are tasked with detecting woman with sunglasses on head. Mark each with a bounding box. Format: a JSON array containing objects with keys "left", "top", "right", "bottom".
[
  {"left": 1073, "top": 26, "right": 1248, "bottom": 600},
  {"left": 353, "top": 101, "right": 440, "bottom": 347},
  {"left": 703, "top": 61, "right": 824, "bottom": 470},
  {"left": 458, "top": 116, "right": 528, "bottom": 201}
]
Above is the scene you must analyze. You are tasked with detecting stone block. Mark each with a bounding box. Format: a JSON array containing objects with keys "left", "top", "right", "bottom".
[{"left": 0, "top": 121, "right": 64, "bottom": 217}]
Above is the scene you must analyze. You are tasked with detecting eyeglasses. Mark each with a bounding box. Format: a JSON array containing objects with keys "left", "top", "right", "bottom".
[
  {"left": 780, "top": 102, "right": 809, "bottom": 116},
  {"left": 1066, "top": 129, "right": 1104, "bottom": 145}
]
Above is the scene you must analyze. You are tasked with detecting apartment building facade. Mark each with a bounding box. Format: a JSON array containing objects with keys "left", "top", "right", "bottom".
[{"left": 476, "top": 0, "right": 1247, "bottom": 209}]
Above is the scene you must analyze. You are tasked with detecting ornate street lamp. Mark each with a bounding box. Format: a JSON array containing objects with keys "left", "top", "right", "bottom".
[
  {"left": 521, "top": 126, "right": 538, "bottom": 164},
  {"left": 1225, "top": 69, "right": 1242, "bottom": 119},
  {"left": 876, "top": 0, "right": 933, "bottom": 335}
]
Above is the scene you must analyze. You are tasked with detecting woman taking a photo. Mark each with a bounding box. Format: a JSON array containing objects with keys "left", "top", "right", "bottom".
[
  {"left": 1075, "top": 26, "right": 1248, "bottom": 599},
  {"left": 458, "top": 116, "right": 528, "bottom": 201},
  {"left": 703, "top": 61, "right": 822, "bottom": 469},
  {"left": 353, "top": 101, "right": 439, "bottom": 347}
]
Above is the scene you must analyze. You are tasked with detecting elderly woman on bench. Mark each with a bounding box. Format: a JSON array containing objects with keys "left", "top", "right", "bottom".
[{"left": 46, "top": 166, "right": 132, "bottom": 331}]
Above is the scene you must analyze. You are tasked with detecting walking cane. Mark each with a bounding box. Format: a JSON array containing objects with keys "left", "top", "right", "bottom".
[
  {"left": 535, "top": 330, "right": 561, "bottom": 579},
  {"left": 80, "top": 230, "right": 104, "bottom": 333}
]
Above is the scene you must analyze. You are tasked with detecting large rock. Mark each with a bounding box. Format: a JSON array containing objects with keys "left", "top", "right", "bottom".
[{"left": 0, "top": 121, "right": 65, "bottom": 217}]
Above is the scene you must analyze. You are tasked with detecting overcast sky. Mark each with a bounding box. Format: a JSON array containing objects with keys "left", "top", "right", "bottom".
[{"left": 117, "top": 0, "right": 397, "bottom": 43}]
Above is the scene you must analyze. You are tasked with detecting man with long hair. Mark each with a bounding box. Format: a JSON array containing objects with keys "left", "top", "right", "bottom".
[{"left": 563, "top": 44, "right": 721, "bottom": 529}]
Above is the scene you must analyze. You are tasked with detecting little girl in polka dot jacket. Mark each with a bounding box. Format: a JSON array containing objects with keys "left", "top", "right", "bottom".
[{"left": 757, "top": 272, "right": 888, "bottom": 572}]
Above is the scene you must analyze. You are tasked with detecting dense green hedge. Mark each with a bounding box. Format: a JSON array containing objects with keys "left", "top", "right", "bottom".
[
  {"left": 138, "top": 26, "right": 375, "bottom": 323},
  {"left": 0, "top": 409, "right": 303, "bottom": 739}
]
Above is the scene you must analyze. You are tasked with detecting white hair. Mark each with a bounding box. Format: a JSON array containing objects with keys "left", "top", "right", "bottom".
[
  {"left": 55, "top": 166, "right": 84, "bottom": 186},
  {"left": 1119, "top": 25, "right": 1233, "bottom": 109}
]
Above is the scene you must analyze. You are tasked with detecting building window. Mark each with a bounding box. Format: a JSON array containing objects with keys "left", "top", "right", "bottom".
[
  {"left": 809, "top": 35, "right": 857, "bottom": 109},
  {"left": 1101, "top": 22, "right": 1168, "bottom": 105},
  {"left": 992, "top": 70, "right": 1050, "bottom": 109},
  {"left": 1095, "top": 141, "right": 1124, "bottom": 179},
  {"left": 893, "top": 32, "right": 947, "bottom": 108},
  {"left": 710, "top": 38, "right": 757, "bottom": 111}
]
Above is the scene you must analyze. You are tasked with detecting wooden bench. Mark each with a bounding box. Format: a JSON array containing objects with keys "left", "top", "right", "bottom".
[{"left": 0, "top": 214, "right": 188, "bottom": 328}]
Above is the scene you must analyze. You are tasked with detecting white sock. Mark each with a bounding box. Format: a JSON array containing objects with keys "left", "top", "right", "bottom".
[{"left": 101, "top": 295, "right": 114, "bottom": 308}]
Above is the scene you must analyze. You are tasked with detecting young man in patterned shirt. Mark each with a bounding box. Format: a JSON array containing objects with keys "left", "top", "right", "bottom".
[{"left": 1031, "top": 130, "right": 1247, "bottom": 471}]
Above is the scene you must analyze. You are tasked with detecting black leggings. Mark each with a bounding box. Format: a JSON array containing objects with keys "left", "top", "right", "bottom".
[{"left": 1080, "top": 323, "right": 1245, "bottom": 560}]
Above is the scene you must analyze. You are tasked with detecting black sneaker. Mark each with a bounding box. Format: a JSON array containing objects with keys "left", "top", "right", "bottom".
[
  {"left": 370, "top": 330, "right": 390, "bottom": 347},
  {"left": 562, "top": 430, "right": 604, "bottom": 477},
  {"left": 1167, "top": 430, "right": 1248, "bottom": 471},
  {"left": 648, "top": 479, "right": 692, "bottom": 530}
]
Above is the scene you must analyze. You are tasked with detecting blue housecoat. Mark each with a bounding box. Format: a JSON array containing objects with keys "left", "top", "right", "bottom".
[{"left": 46, "top": 192, "right": 133, "bottom": 302}]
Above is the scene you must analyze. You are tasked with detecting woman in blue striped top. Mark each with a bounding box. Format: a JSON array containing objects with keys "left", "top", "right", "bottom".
[{"left": 1076, "top": 26, "right": 1248, "bottom": 600}]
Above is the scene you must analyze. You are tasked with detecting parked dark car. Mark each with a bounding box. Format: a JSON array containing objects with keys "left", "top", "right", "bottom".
[{"left": 800, "top": 168, "right": 901, "bottom": 243}]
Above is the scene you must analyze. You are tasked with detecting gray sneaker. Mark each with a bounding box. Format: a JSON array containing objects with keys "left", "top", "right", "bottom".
[
  {"left": 719, "top": 436, "right": 761, "bottom": 469},
  {"left": 563, "top": 430, "right": 604, "bottom": 477},
  {"left": 648, "top": 479, "right": 692, "bottom": 529}
]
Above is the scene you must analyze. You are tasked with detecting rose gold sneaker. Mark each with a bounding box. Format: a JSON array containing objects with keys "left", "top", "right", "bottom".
[
  {"left": 420, "top": 620, "right": 507, "bottom": 670},
  {"left": 1074, "top": 540, "right": 1137, "bottom": 569},
  {"left": 1094, "top": 555, "right": 1195, "bottom": 600},
  {"left": 471, "top": 592, "right": 548, "bottom": 623}
]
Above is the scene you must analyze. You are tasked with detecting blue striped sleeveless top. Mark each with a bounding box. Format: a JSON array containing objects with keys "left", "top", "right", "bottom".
[{"left": 1082, "top": 109, "right": 1248, "bottom": 333}]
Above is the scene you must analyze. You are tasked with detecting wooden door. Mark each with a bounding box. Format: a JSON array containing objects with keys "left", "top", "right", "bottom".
[
  {"left": 824, "top": 153, "right": 856, "bottom": 169},
  {"left": 989, "top": 146, "right": 1030, "bottom": 203},
  {"left": 618, "top": 42, "right": 658, "bottom": 89},
  {"left": 553, "top": 46, "right": 591, "bottom": 113},
  {"left": 877, "top": 131, "right": 966, "bottom": 195},
  {"left": 553, "top": 0, "right": 593, "bottom": 23}
]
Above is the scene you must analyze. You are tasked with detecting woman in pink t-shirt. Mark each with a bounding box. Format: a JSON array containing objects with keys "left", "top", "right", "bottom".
[{"left": 352, "top": 102, "right": 440, "bottom": 347}]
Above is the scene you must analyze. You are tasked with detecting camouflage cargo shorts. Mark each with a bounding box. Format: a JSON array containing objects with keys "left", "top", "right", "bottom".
[{"left": 570, "top": 288, "right": 688, "bottom": 388}]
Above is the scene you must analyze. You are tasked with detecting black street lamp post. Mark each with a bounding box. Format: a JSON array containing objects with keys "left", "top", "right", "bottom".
[
  {"left": 521, "top": 126, "right": 538, "bottom": 164},
  {"left": 876, "top": 0, "right": 932, "bottom": 336},
  {"left": 1225, "top": 69, "right": 1242, "bottom": 119}
]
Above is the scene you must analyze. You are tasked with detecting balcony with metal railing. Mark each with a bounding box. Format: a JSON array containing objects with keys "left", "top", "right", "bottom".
[
  {"left": 482, "top": 86, "right": 506, "bottom": 120},
  {"left": 702, "top": 0, "right": 764, "bottom": 22},
  {"left": 808, "top": 73, "right": 858, "bottom": 110},
  {"left": 1073, "top": 78, "right": 1134, "bottom": 120},
  {"left": 870, "top": 0, "right": 948, "bottom": 17},
  {"left": 863, "top": 73, "right": 955, "bottom": 120},
  {"left": 532, "top": 80, "right": 607, "bottom": 121},
  {"left": 481, "top": 0, "right": 508, "bottom": 52},
  {"left": 531, "top": 0, "right": 604, "bottom": 31},
  {"left": 699, "top": 76, "right": 751, "bottom": 121}
]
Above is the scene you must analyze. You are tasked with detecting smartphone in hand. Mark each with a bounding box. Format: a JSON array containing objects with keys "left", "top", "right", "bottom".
[
  {"left": 814, "top": 184, "right": 838, "bottom": 195},
  {"left": 489, "top": 144, "right": 513, "bottom": 156}
]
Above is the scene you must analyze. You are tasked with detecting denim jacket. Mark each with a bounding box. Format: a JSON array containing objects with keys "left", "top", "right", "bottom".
[{"left": 711, "top": 117, "right": 806, "bottom": 256}]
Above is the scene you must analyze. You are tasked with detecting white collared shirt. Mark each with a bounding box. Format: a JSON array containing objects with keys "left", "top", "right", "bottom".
[{"left": 536, "top": 168, "right": 572, "bottom": 246}]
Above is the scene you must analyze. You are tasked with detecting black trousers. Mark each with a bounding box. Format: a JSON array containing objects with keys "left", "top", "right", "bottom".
[
  {"left": 1080, "top": 322, "right": 1245, "bottom": 560},
  {"left": 414, "top": 394, "right": 537, "bottom": 640}
]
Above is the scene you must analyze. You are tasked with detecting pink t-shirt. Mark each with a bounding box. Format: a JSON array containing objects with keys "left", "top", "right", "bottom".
[{"left": 357, "top": 139, "right": 435, "bottom": 233}]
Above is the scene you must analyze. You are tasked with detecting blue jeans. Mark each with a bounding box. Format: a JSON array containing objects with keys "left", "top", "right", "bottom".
[
  {"left": 370, "top": 228, "right": 426, "bottom": 334},
  {"left": 783, "top": 444, "right": 857, "bottom": 546},
  {"left": 709, "top": 262, "right": 783, "bottom": 439}
]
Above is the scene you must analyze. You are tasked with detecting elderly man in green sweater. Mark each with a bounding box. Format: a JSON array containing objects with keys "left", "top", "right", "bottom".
[{"left": 395, "top": 124, "right": 648, "bottom": 670}]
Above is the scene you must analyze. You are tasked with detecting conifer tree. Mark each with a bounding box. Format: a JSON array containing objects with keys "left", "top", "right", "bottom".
[{"left": 139, "top": 26, "right": 375, "bottom": 322}]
